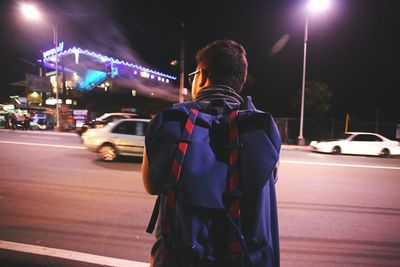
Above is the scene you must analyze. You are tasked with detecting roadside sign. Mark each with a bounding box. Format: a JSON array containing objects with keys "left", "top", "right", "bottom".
[
  {"left": 73, "top": 109, "right": 88, "bottom": 116},
  {"left": 17, "top": 97, "right": 28, "bottom": 109}
]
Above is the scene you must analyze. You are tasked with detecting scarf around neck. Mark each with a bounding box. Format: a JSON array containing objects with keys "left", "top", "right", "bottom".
[{"left": 194, "top": 85, "right": 244, "bottom": 107}]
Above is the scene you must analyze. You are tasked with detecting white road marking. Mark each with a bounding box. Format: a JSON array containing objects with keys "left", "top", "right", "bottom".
[
  {"left": 0, "top": 140, "right": 84, "bottom": 150},
  {"left": 1, "top": 140, "right": 398, "bottom": 170},
  {"left": 20, "top": 134, "right": 62, "bottom": 140},
  {"left": 0, "top": 240, "right": 149, "bottom": 267},
  {"left": 281, "top": 160, "right": 400, "bottom": 170}
]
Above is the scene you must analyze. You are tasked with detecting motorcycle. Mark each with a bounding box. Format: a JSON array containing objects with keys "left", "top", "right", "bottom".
[{"left": 15, "top": 119, "right": 31, "bottom": 130}]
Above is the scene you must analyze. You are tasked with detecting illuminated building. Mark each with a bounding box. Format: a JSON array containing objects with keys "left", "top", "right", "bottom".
[{"left": 32, "top": 42, "right": 187, "bottom": 124}]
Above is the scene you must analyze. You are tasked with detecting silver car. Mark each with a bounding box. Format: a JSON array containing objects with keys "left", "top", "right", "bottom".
[{"left": 81, "top": 118, "right": 150, "bottom": 161}]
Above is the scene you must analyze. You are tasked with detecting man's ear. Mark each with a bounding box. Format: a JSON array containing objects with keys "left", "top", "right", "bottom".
[{"left": 199, "top": 69, "right": 208, "bottom": 87}]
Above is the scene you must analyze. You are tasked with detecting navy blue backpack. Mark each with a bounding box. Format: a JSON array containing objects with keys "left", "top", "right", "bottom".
[{"left": 146, "top": 96, "right": 281, "bottom": 267}]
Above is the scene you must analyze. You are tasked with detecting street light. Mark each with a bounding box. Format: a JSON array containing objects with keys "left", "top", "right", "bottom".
[
  {"left": 298, "top": 0, "right": 331, "bottom": 145},
  {"left": 21, "top": 4, "right": 40, "bottom": 20},
  {"left": 21, "top": 4, "right": 61, "bottom": 131}
]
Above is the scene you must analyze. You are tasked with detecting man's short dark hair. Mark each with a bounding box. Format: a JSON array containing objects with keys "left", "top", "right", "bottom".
[{"left": 196, "top": 39, "right": 248, "bottom": 93}]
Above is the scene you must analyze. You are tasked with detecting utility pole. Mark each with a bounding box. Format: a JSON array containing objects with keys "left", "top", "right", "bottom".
[
  {"left": 178, "top": 22, "right": 185, "bottom": 103},
  {"left": 53, "top": 23, "right": 60, "bottom": 131},
  {"left": 298, "top": 16, "right": 308, "bottom": 146}
]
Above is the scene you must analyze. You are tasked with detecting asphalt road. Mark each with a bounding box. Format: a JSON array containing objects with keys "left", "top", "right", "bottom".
[{"left": 0, "top": 130, "right": 399, "bottom": 267}]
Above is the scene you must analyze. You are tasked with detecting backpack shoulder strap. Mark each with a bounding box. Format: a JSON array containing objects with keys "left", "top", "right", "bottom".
[
  {"left": 146, "top": 108, "right": 199, "bottom": 236},
  {"left": 170, "top": 108, "right": 199, "bottom": 183},
  {"left": 225, "top": 110, "right": 245, "bottom": 258},
  {"left": 146, "top": 195, "right": 161, "bottom": 233},
  {"left": 162, "top": 108, "right": 199, "bottom": 266}
]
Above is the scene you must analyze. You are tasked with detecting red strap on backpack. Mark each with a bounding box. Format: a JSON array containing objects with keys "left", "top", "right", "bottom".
[
  {"left": 162, "top": 108, "right": 199, "bottom": 266},
  {"left": 228, "top": 110, "right": 240, "bottom": 193},
  {"left": 227, "top": 110, "right": 243, "bottom": 260}
]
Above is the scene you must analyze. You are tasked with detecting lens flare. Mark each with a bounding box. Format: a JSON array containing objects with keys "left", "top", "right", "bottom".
[
  {"left": 21, "top": 3, "right": 41, "bottom": 20},
  {"left": 308, "top": 0, "right": 331, "bottom": 13}
]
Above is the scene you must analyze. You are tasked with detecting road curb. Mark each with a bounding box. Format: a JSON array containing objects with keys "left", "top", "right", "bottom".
[{"left": 0, "top": 128, "right": 78, "bottom": 137}]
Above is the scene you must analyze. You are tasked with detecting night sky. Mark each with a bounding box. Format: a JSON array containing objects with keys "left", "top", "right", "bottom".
[{"left": 0, "top": 0, "right": 398, "bottom": 122}]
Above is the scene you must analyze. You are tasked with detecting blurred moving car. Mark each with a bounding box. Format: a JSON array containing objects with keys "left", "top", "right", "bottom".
[
  {"left": 81, "top": 118, "right": 150, "bottom": 161},
  {"left": 77, "top": 112, "right": 145, "bottom": 136},
  {"left": 310, "top": 132, "right": 400, "bottom": 157}
]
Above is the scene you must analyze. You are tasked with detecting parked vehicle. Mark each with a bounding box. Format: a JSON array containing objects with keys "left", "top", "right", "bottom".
[
  {"left": 14, "top": 115, "right": 31, "bottom": 130},
  {"left": 15, "top": 119, "right": 26, "bottom": 130},
  {"left": 30, "top": 114, "right": 53, "bottom": 130},
  {"left": 310, "top": 132, "right": 400, "bottom": 157},
  {"left": 77, "top": 112, "right": 145, "bottom": 136},
  {"left": 81, "top": 118, "right": 150, "bottom": 161}
]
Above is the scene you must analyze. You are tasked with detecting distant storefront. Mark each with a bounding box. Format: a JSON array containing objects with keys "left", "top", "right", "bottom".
[{"left": 16, "top": 42, "right": 190, "bottom": 130}]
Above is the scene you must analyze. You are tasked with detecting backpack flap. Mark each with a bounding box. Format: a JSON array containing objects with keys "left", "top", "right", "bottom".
[
  {"left": 239, "top": 111, "right": 281, "bottom": 195},
  {"left": 146, "top": 109, "right": 187, "bottom": 194},
  {"left": 146, "top": 108, "right": 225, "bottom": 205},
  {"left": 178, "top": 115, "right": 228, "bottom": 210}
]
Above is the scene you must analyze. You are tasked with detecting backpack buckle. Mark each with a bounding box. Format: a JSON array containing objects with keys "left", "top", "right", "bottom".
[{"left": 177, "top": 137, "right": 192, "bottom": 143}]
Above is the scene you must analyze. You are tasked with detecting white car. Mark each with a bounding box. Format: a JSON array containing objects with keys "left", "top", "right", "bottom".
[
  {"left": 310, "top": 132, "right": 400, "bottom": 157},
  {"left": 81, "top": 118, "right": 150, "bottom": 161}
]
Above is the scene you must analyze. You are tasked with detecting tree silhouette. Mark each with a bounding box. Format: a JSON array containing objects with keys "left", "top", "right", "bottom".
[{"left": 292, "top": 80, "right": 332, "bottom": 119}]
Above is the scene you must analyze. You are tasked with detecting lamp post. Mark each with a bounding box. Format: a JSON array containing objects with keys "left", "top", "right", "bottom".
[
  {"left": 298, "top": 0, "right": 331, "bottom": 145},
  {"left": 21, "top": 4, "right": 60, "bottom": 131},
  {"left": 178, "top": 22, "right": 185, "bottom": 103},
  {"left": 298, "top": 16, "right": 308, "bottom": 146},
  {"left": 53, "top": 23, "right": 60, "bottom": 131}
]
